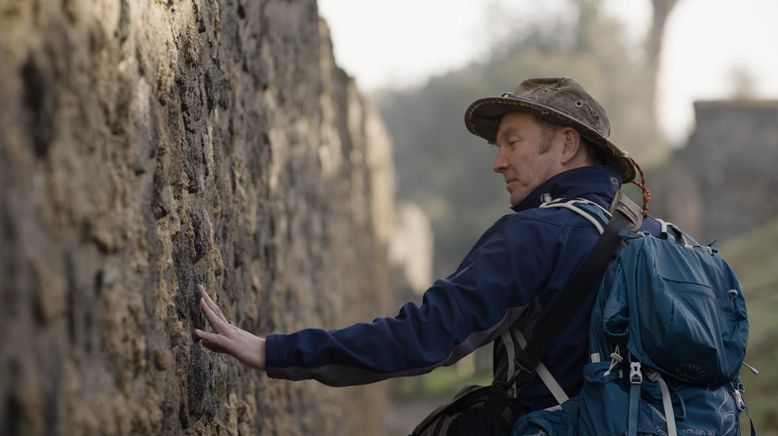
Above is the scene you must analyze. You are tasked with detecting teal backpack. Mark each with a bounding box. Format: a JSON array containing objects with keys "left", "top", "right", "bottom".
[{"left": 511, "top": 196, "right": 755, "bottom": 436}]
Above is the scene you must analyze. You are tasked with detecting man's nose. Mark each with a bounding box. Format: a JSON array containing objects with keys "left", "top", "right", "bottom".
[{"left": 493, "top": 148, "right": 508, "bottom": 173}]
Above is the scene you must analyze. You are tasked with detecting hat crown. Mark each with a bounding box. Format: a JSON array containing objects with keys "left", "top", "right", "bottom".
[
  {"left": 513, "top": 77, "right": 611, "bottom": 138},
  {"left": 464, "top": 76, "right": 636, "bottom": 183}
]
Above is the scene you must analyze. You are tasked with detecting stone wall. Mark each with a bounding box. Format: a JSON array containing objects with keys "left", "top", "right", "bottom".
[
  {"left": 648, "top": 100, "right": 778, "bottom": 242},
  {"left": 0, "top": 1, "right": 394, "bottom": 435}
]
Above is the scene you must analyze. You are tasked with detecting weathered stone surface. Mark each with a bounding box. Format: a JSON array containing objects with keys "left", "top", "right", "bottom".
[
  {"left": 389, "top": 201, "right": 433, "bottom": 296},
  {"left": 0, "top": 1, "right": 393, "bottom": 434}
]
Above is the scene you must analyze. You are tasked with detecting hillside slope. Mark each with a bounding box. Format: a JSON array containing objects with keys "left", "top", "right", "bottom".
[{"left": 721, "top": 218, "right": 778, "bottom": 431}]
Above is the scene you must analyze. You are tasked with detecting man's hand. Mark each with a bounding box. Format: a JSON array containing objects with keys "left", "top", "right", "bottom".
[{"left": 194, "top": 285, "right": 266, "bottom": 370}]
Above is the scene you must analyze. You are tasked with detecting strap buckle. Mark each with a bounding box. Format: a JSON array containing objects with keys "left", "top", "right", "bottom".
[
  {"left": 629, "top": 361, "right": 643, "bottom": 384},
  {"left": 514, "top": 356, "right": 537, "bottom": 375},
  {"left": 734, "top": 389, "right": 746, "bottom": 411}
]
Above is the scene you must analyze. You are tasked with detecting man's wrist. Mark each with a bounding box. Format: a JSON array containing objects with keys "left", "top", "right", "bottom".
[
  {"left": 263, "top": 333, "right": 284, "bottom": 372},
  {"left": 256, "top": 336, "right": 267, "bottom": 370}
]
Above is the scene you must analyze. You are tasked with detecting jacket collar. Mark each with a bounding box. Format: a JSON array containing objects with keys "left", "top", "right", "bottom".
[{"left": 511, "top": 166, "right": 623, "bottom": 212}]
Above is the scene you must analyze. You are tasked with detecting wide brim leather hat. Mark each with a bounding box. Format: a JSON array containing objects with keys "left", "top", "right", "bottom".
[{"left": 464, "top": 77, "right": 636, "bottom": 183}]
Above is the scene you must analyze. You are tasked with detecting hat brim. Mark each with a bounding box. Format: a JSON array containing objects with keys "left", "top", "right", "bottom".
[{"left": 465, "top": 96, "right": 636, "bottom": 183}]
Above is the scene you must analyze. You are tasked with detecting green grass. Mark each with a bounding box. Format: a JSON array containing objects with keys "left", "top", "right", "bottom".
[
  {"left": 720, "top": 218, "right": 778, "bottom": 433},
  {"left": 392, "top": 365, "right": 493, "bottom": 400}
]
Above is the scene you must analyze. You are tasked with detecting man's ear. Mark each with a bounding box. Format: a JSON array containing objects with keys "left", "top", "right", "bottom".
[{"left": 560, "top": 128, "right": 582, "bottom": 164}]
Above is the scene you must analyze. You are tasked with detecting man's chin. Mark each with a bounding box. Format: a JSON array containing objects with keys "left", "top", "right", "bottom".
[{"left": 509, "top": 193, "right": 526, "bottom": 208}]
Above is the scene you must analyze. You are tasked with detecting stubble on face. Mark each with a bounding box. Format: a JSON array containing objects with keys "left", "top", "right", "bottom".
[{"left": 493, "top": 113, "right": 565, "bottom": 207}]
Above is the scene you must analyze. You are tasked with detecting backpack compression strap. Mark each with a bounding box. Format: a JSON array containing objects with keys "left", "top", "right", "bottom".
[{"left": 512, "top": 194, "right": 641, "bottom": 390}]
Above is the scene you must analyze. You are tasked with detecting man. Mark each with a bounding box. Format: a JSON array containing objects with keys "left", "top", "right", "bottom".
[{"left": 194, "top": 77, "right": 659, "bottom": 414}]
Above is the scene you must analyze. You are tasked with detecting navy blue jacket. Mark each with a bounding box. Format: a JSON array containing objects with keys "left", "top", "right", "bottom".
[{"left": 266, "top": 166, "right": 661, "bottom": 411}]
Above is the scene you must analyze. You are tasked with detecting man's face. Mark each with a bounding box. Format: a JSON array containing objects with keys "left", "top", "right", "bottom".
[{"left": 493, "top": 112, "right": 565, "bottom": 207}]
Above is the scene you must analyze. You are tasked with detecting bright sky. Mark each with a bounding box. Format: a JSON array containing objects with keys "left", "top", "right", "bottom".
[{"left": 318, "top": 0, "right": 778, "bottom": 144}]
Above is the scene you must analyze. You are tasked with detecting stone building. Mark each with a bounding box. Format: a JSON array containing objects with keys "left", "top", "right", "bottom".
[
  {"left": 648, "top": 100, "right": 778, "bottom": 243},
  {"left": 0, "top": 1, "right": 394, "bottom": 435}
]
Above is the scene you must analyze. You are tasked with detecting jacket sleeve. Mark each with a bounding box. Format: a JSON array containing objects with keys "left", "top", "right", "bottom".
[{"left": 265, "top": 216, "right": 558, "bottom": 386}]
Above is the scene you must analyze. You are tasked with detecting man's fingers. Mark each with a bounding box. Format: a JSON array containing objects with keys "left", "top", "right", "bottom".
[
  {"left": 199, "top": 285, "right": 221, "bottom": 317},
  {"left": 194, "top": 328, "right": 220, "bottom": 343},
  {"left": 194, "top": 329, "right": 229, "bottom": 352},
  {"left": 201, "top": 298, "right": 229, "bottom": 333},
  {"left": 201, "top": 338, "right": 229, "bottom": 354},
  {"left": 206, "top": 294, "right": 228, "bottom": 323},
  {"left": 200, "top": 286, "right": 228, "bottom": 323}
]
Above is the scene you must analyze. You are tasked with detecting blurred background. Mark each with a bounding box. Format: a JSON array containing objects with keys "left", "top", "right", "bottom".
[
  {"left": 1, "top": 0, "right": 774, "bottom": 434},
  {"left": 318, "top": 0, "right": 778, "bottom": 433}
]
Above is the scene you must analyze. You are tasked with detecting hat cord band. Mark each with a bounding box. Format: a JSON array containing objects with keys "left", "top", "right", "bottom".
[{"left": 628, "top": 156, "right": 651, "bottom": 217}]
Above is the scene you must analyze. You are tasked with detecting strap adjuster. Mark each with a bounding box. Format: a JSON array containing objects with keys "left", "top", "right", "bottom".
[
  {"left": 514, "top": 356, "right": 537, "bottom": 375},
  {"left": 629, "top": 361, "right": 643, "bottom": 384},
  {"left": 734, "top": 389, "right": 746, "bottom": 411}
]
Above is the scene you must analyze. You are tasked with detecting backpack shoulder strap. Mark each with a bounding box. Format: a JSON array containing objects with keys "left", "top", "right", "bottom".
[
  {"left": 509, "top": 193, "right": 635, "bottom": 404},
  {"left": 540, "top": 198, "right": 611, "bottom": 234},
  {"left": 609, "top": 191, "right": 643, "bottom": 232}
]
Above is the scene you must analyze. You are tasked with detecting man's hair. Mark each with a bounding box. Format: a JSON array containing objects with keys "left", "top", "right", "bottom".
[
  {"left": 580, "top": 137, "right": 606, "bottom": 165},
  {"left": 535, "top": 115, "right": 605, "bottom": 165},
  {"left": 536, "top": 117, "right": 559, "bottom": 154}
]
